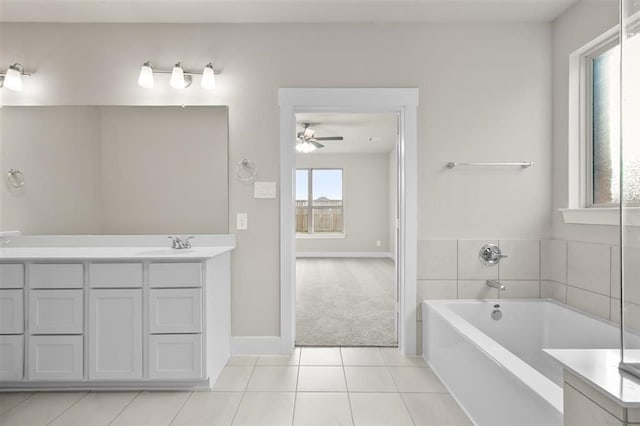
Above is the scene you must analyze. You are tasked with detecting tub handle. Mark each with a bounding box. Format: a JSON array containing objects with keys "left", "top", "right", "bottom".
[{"left": 479, "top": 244, "right": 508, "bottom": 266}]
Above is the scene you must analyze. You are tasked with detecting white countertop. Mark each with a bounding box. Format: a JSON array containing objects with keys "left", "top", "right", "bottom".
[
  {"left": 545, "top": 349, "right": 640, "bottom": 407},
  {"left": 0, "top": 246, "right": 234, "bottom": 260}
]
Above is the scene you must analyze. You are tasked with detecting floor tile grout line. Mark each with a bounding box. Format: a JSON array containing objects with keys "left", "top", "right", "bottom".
[
  {"left": 340, "top": 348, "right": 357, "bottom": 425},
  {"left": 0, "top": 392, "right": 37, "bottom": 418},
  {"left": 168, "top": 391, "right": 194, "bottom": 426},
  {"left": 45, "top": 391, "right": 89, "bottom": 425},
  {"left": 228, "top": 362, "right": 256, "bottom": 425},
  {"left": 107, "top": 391, "right": 141, "bottom": 426},
  {"left": 398, "top": 392, "right": 418, "bottom": 426}
]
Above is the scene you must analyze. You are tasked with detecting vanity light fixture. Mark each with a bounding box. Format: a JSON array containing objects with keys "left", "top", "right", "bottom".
[
  {"left": 138, "top": 60, "right": 220, "bottom": 90},
  {"left": 0, "top": 63, "right": 31, "bottom": 92}
]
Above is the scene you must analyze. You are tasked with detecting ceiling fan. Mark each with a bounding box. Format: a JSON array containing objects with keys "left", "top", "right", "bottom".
[{"left": 296, "top": 123, "right": 344, "bottom": 153}]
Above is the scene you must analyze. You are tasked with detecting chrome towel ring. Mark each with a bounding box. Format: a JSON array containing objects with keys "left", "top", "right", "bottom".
[{"left": 7, "top": 169, "right": 24, "bottom": 188}]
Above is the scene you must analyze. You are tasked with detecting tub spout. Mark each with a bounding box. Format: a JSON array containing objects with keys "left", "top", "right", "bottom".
[{"left": 486, "top": 280, "right": 505, "bottom": 290}]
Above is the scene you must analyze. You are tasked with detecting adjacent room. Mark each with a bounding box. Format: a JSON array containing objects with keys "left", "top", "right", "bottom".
[{"left": 294, "top": 113, "right": 398, "bottom": 347}]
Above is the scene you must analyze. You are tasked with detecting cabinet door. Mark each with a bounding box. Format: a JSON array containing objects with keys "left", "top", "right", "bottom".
[
  {"left": 0, "top": 335, "right": 23, "bottom": 380},
  {"left": 0, "top": 289, "right": 24, "bottom": 334},
  {"left": 149, "top": 289, "right": 202, "bottom": 333},
  {"left": 149, "top": 334, "right": 202, "bottom": 379},
  {"left": 28, "top": 335, "right": 83, "bottom": 380},
  {"left": 89, "top": 289, "right": 142, "bottom": 380},
  {"left": 29, "top": 290, "right": 83, "bottom": 334}
]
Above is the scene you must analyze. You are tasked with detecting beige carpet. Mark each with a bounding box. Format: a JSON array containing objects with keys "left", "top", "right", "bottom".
[{"left": 295, "top": 257, "right": 397, "bottom": 346}]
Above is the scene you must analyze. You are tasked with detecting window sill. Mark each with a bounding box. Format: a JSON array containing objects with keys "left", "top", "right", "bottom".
[
  {"left": 559, "top": 207, "right": 640, "bottom": 226},
  {"left": 296, "top": 233, "right": 346, "bottom": 239}
]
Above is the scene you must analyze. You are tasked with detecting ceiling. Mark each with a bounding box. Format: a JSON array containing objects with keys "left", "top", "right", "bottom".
[
  {"left": 0, "top": 0, "right": 578, "bottom": 23},
  {"left": 295, "top": 112, "right": 397, "bottom": 155}
]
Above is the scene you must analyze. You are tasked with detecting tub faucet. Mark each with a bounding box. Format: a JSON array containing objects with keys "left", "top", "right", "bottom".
[
  {"left": 168, "top": 236, "right": 194, "bottom": 249},
  {"left": 486, "top": 280, "right": 505, "bottom": 290}
]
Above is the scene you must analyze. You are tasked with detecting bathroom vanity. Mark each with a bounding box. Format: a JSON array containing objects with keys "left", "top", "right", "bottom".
[{"left": 0, "top": 236, "right": 234, "bottom": 390}]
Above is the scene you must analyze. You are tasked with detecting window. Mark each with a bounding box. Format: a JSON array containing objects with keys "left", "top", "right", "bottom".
[
  {"left": 295, "top": 169, "right": 343, "bottom": 234},
  {"left": 588, "top": 32, "right": 640, "bottom": 207}
]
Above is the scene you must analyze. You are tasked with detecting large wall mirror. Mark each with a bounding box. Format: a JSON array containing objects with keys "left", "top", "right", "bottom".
[{"left": 0, "top": 106, "right": 228, "bottom": 235}]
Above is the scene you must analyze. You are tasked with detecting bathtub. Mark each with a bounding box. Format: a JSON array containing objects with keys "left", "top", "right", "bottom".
[{"left": 422, "top": 299, "right": 635, "bottom": 426}]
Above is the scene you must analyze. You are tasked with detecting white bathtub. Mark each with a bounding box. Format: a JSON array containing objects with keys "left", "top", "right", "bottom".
[{"left": 422, "top": 299, "right": 634, "bottom": 426}]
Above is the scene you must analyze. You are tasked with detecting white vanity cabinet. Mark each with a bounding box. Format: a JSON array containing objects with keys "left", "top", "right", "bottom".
[
  {"left": 0, "top": 244, "right": 232, "bottom": 391},
  {"left": 0, "top": 264, "right": 24, "bottom": 381}
]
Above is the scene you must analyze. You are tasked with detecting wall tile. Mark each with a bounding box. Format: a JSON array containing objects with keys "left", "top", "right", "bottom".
[
  {"left": 566, "top": 286, "right": 610, "bottom": 320},
  {"left": 499, "top": 280, "right": 540, "bottom": 299},
  {"left": 567, "top": 241, "right": 611, "bottom": 296},
  {"left": 416, "top": 280, "right": 457, "bottom": 320},
  {"left": 624, "top": 301, "right": 640, "bottom": 333},
  {"left": 417, "top": 240, "right": 457, "bottom": 280},
  {"left": 541, "top": 280, "right": 567, "bottom": 304},
  {"left": 541, "top": 240, "right": 567, "bottom": 283},
  {"left": 458, "top": 280, "right": 499, "bottom": 299},
  {"left": 623, "top": 244, "right": 640, "bottom": 305},
  {"left": 498, "top": 240, "right": 540, "bottom": 280},
  {"left": 458, "top": 240, "right": 499, "bottom": 280},
  {"left": 610, "top": 298, "right": 621, "bottom": 324},
  {"left": 611, "top": 246, "right": 621, "bottom": 299}
]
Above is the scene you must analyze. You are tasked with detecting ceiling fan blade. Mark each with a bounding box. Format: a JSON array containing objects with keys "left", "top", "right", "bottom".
[
  {"left": 311, "top": 141, "right": 324, "bottom": 148},
  {"left": 314, "top": 136, "right": 344, "bottom": 141}
]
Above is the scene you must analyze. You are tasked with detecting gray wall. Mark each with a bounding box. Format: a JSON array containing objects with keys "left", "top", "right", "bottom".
[
  {"left": 295, "top": 153, "right": 390, "bottom": 254},
  {"left": 0, "top": 22, "right": 553, "bottom": 338}
]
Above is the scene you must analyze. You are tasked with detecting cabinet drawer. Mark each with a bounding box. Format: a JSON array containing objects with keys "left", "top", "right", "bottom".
[
  {"left": 89, "top": 263, "right": 143, "bottom": 288},
  {"left": 150, "top": 288, "right": 202, "bottom": 333},
  {"left": 149, "top": 334, "right": 202, "bottom": 379},
  {"left": 149, "top": 262, "right": 202, "bottom": 288},
  {"left": 0, "top": 289, "right": 24, "bottom": 334},
  {"left": 28, "top": 264, "right": 84, "bottom": 289},
  {"left": 28, "top": 335, "right": 83, "bottom": 380},
  {"left": 29, "top": 290, "right": 83, "bottom": 334},
  {"left": 0, "top": 264, "right": 24, "bottom": 289},
  {"left": 0, "top": 335, "right": 24, "bottom": 380}
]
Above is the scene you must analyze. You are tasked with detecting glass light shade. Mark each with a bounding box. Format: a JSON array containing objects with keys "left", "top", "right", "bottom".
[
  {"left": 170, "top": 63, "right": 186, "bottom": 89},
  {"left": 201, "top": 63, "right": 216, "bottom": 90},
  {"left": 4, "top": 65, "right": 22, "bottom": 92},
  {"left": 137, "top": 62, "right": 154, "bottom": 89},
  {"left": 296, "top": 140, "right": 316, "bottom": 153}
]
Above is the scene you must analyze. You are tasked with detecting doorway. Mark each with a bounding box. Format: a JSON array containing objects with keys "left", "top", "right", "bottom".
[
  {"left": 279, "top": 88, "right": 418, "bottom": 355},
  {"left": 294, "top": 112, "right": 398, "bottom": 346}
]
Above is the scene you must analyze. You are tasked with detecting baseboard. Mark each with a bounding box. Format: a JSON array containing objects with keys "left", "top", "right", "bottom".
[
  {"left": 231, "top": 336, "right": 282, "bottom": 355},
  {"left": 296, "top": 251, "right": 393, "bottom": 259}
]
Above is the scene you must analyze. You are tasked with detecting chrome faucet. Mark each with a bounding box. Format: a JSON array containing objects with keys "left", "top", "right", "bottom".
[
  {"left": 486, "top": 280, "right": 505, "bottom": 290},
  {"left": 479, "top": 244, "right": 508, "bottom": 266},
  {"left": 168, "top": 236, "right": 194, "bottom": 249}
]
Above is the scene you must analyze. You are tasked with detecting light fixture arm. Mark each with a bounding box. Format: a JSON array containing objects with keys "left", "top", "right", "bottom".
[{"left": 0, "top": 63, "right": 32, "bottom": 78}]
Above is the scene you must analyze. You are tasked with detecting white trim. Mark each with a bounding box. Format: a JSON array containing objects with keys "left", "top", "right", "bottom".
[
  {"left": 279, "top": 88, "right": 418, "bottom": 355},
  {"left": 296, "top": 251, "right": 393, "bottom": 258},
  {"left": 296, "top": 233, "right": 346, "bottom": 239},
  {"left": 567, "top": 25, "right": 619, "bottom": 211},
  {"left": 230, "top": 336, "right": 282, "bottom": 355},
  {"left": 560, "top": 207, "right": 640, "bottom": 226}
]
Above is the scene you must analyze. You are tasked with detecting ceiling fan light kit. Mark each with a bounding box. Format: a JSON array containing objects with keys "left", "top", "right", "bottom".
[{"left": 296, "top": 122, "right": 344, "bottom": 153}]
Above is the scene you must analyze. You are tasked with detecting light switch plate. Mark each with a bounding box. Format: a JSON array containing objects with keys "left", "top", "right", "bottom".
[
  {"left": 254, "top": 182, "right": 277, "bottom": 199},
  {"left": 236, "top": 213, "right": 248, "bottom": 230}
]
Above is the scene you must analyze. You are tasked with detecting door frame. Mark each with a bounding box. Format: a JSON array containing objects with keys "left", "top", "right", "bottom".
[{"left": 278, "top": 88, "right": 418, "bottom": 355}]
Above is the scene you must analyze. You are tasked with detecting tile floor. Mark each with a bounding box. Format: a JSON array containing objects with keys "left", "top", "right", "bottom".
[{"left": 0, "top": 347, "right": 471, "bottom": 426}]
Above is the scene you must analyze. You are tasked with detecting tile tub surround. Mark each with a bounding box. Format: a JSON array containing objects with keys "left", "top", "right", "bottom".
[
  {"left": 416, "top": 238, "right": 638, "bottom": 354},
  {"left": 0, "top": 347, "right": 471, "bottom": 426},
  {"left": 416, "top": 239, "right": 542, "bottom": 353}
]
